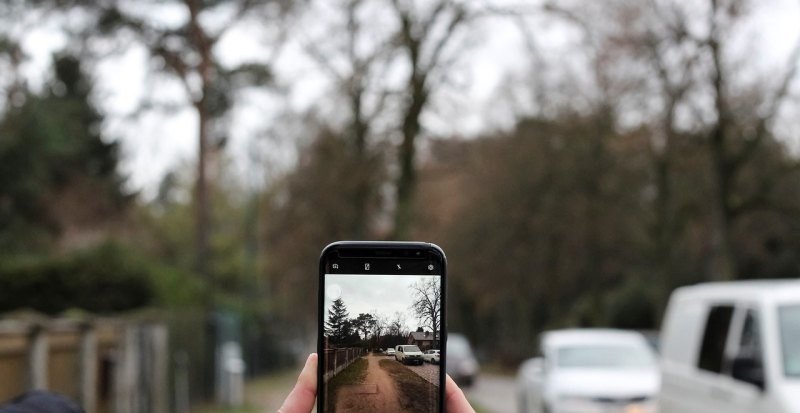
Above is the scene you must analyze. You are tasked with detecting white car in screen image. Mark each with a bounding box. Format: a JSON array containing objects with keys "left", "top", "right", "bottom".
[
  {"left": 396, "top": 344, "right": 425, "bottom": 365},
  {"left": 423, "top": 349, "right": 441, "bottom": 364},
  {"left": 517, "top": 329, "right": 659, "bottom": 413},
  {"left": 659, "top": 280, "right": 800, "bottom": 413}
]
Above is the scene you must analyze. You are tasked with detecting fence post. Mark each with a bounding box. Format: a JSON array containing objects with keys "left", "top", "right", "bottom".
[
  {"left": 27, "top": 324, "right": 48, "bottom": 390},
  {"left": 114, "top": 326, "right": 139, "bottom": 413},
  {"left": 79, "top": 323, "right": 98, "bottom": 413},
  {"left": 174, "top": 352, "right": 190, "bottom": 413}
]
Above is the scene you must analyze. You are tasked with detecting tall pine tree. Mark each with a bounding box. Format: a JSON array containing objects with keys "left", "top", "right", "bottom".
[
  {"left": 325, "top": 298, "right": 351, "bottom": 346},
  {"left": 0, "top": 54, "right": 127, "bottom": 252}
]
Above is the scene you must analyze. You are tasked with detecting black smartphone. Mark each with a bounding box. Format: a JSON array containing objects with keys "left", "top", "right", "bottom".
[{"left": 317, "top": 241, "right": 447, "bottom": 413}]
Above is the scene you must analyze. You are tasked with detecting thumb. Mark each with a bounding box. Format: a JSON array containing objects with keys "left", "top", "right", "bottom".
[{"left": 279, "top": 353, "right": 318, "bottom": 413}]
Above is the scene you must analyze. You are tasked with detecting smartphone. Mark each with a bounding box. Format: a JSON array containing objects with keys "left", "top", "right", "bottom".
[{"left": 317, "top": 241, "right": 447, "bottom": 413}]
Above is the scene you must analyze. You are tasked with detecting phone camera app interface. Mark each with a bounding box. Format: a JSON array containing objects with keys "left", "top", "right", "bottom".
[{"left": 322, "top": 271, "right": 442, "bottom": 413}]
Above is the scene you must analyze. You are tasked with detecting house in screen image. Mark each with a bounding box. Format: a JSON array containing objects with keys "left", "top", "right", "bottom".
[{"left": 408, "top": 331, "right": 439, "bottom": 351}]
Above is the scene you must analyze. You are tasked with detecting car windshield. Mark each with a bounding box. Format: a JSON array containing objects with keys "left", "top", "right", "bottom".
[
  {"left": 556, "top": 344, "right": 656, "bottom": 369},
  {"left": 405, "top": 346, "right": 421, "bottom": 352},
  {"left": 779, "top": 305, "right": 800, "bottom": 378}
]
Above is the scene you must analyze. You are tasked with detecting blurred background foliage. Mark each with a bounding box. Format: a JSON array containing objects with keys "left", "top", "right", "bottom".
[{"left": 1, "top": 0, "right": 800, "bottom": 369}]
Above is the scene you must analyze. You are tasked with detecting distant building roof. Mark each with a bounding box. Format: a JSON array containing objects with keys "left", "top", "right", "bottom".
[{"left": 409, "top": 331, "right": 439, "bottom": 341}]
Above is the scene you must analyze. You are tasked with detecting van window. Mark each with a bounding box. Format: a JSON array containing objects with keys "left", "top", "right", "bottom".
[
  {"left": 738, "top": 310, "right": 762, "bottom": 359},
  {"left": 698, "top": 305, "right": 734, "bottom": 373},
  {"left": 779, "top": 305, "right": 800, "bottom": 377},
  {"left": 729, "top": 309, "right": 764, "bottom": 382}
]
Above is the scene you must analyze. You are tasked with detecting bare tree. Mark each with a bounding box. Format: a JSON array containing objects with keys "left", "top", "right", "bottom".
[
  {"left": 542, "top": 0, "right": 800, "bottom": 282},
  {"left": 409, "top": 278, "right": 441, "bottom": 348},
  {"left": 89, "top": 0, "right": 288, "bottom": 282},
  {"left": 301, "top": 0, "right": 394, "bottom": 237},
  {"left": 700, "top": 0, "right": 800, "bottom": 279},
  {"left": 389, "top": 311, "right": 407, "bottom": 337},
  {"left": 369, "top": 310, "right": 388, "bottom": 341},
  {"left": 389, "top": 0, "right": 472, "bottom": 238}
]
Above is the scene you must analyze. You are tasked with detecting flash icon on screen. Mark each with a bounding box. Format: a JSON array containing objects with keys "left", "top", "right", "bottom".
[{"left": 428, "top": 264, "right": 434, "bottom": 271}]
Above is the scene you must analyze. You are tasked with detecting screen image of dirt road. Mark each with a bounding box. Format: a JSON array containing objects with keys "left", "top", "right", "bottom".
[{"left": 322, "top": 274, "right": 442, "bottom": 413}]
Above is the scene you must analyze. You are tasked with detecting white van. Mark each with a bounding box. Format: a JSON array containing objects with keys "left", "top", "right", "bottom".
[{"left": 659, "top": 280, "right": 800, "bottom": 413}]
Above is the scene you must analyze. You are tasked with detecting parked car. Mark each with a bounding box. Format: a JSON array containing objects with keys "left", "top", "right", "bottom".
[
  {"left": 517, "top": 329, "right": 659, "bottom": 413},
  {"left": 423, "top": 349, "right": 441, "bottom": 364},
  {"left": 396, "top": 345, "right": 424, "bottom": 365},
  {"left": 447, "top": 333, "right": 479, "bottom": 386},
  {"left": 659, "top": 280, "right": 800, "bottom": 413},
  {"left": 384, "top": 348, "right": 396, "bottom": 356}
]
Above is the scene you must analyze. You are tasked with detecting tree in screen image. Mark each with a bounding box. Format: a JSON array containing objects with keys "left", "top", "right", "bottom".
[
  {"left": 352, "top": 313, "right": 377, "bottom": 343},
  {"left": 325, "top": 298, "right": 352, "bottom": 346},
  {"left": 409, "top": 278, "right": 441, "bottom": 348}
]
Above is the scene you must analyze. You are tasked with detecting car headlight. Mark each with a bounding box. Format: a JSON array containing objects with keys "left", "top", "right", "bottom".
[
  {"left": 624, "top": 401, "right": 658, "bottom": 413},
  {"left": 553, "top": 396, "right": 658, "bottom": 413}
]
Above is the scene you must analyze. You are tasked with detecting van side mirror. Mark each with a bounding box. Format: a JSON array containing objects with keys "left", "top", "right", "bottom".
[{"left": 731, "top": 354, "right": 765, "bottom": 391}]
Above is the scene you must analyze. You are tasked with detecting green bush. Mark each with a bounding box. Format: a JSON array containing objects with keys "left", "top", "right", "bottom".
[
  {"left": 0, "top": 242, "right": 201, "bottom": 315},
  {"left": 604, "top": 277, "right": 659, "bottom": 330}
]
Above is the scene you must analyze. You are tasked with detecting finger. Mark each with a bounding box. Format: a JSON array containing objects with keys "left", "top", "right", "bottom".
[
  {"left": 445, "top": 374, "right": 476, "bottom": 413},
  {"left": 278, "top": 353, "right": 318, "bottom": 413}
]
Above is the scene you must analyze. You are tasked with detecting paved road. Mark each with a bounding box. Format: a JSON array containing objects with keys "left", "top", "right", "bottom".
[{"left": 463, "top": 373, "right": 517, "bottom": 413}]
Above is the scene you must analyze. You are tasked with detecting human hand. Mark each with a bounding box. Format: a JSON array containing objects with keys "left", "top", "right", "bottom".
[
  {"left": 279, "top": 353, "right": 476, "bottom": 413},
  {"left": 278, "top": 353, "right": 317, "bottom": 413},
  {"left": 445, "top": 373, "right": 477, "bottom": 413}
]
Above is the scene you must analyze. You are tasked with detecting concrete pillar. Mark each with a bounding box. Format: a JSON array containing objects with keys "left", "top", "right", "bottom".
[
  {"left": 149, "top": 325, "right": 169, "bottom": 413},
  {"left": 174, "top": 352, "right": 190, "bottom": 413},
  {"left": 79, "top": 324, "right": 98, "bottom": 413},
  {"left": 114, "top": 326, "right": 139, "bottom": 413},
  {"left": 27, "top": 324, "right": 48, "bottom": 390}
]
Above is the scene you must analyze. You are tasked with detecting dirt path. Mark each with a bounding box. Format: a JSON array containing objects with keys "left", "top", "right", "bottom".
[{"left": 334, "top": 354, "right": 408, "bottom": 413}]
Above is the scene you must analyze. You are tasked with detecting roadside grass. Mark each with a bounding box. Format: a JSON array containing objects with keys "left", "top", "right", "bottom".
[
  {"left": 325, "top": 356, "right": 369, "bottom": 413},
  {"left": 379, "top": 359, "right": 439, "bottom": 412}
]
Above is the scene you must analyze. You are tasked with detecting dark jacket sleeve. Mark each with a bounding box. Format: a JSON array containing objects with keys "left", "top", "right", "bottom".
[{"left": 0, "top": 391, "right": 85, "bottom": 413}]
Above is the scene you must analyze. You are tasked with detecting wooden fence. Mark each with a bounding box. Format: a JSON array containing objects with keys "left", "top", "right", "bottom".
[
  {"left": 0, "top": 317, "right": 168, "bottom": 413},
  {"left": 322, "top": 348, "right": 364, "bottom": 382}
]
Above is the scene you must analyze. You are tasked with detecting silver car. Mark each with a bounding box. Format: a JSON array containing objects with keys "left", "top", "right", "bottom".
[
  {"left": 423, "top": 349, "right": 441, "bottom": 364},
  {"left": 447, "top": 333, "right": 479, "bottom": 386},
  {"left": 517, "top": 329, "right": 659, "bottom": 413}
]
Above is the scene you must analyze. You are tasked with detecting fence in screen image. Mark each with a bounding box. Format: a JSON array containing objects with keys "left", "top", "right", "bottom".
[{"left": 323, "top": 348, "right": 364, "bottom": 381}]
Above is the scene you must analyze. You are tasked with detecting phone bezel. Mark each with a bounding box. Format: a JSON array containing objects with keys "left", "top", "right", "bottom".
[{"left": 317, "top": 241, "right": 447, "bottom": 413}]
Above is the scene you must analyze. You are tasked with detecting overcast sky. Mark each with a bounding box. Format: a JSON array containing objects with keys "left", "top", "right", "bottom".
[
  {"left": 6, "top": 0, "right": 800, "bottom": 197},
  {"left": 324, "top": 274, "right": 440, "bottom": 333}
]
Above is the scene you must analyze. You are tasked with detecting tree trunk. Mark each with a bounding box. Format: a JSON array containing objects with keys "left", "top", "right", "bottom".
[
  {"left": 188, "top": 0, "right": 212, "bottom": 283},
  {"left": 707, "top": 8, "right": 736, "bottom": 281},
  {"left": 393, "top": 80, "right": 426, "bottom": 239}
]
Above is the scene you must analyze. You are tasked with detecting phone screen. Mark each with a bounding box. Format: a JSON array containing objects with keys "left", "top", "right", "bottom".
[{"left": 318, "top": 242, "right": 445, "bottom": 413}]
